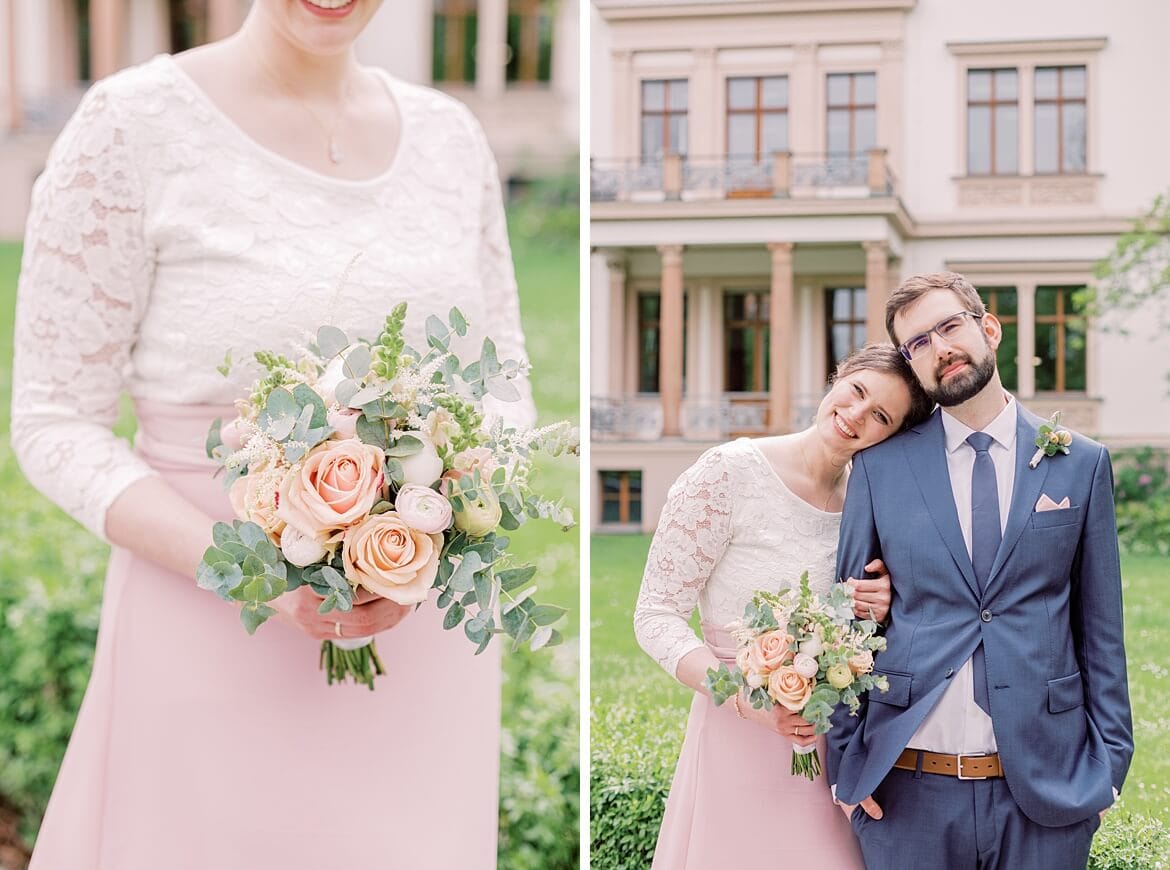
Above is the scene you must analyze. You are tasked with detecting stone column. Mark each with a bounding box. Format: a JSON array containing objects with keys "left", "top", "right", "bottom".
[
  {"left": 863, "top": 240, "right": 890, "bottom": 344},
  {"left": 658, "top": 244, "right": 685, "bottom": 437},
  {"left": 90, "top": 0, "right": 121, "bottom": 80},
  {"left": 477, "top": 0, "right": 507, "bottom": 100},
  {"left": 1016, "top": 282, "right": 1037, "bottom": 398},
  {"left": 768, "top": 242, "right": 795, "bottom": 433},
  {"left": 5, "top": 0, "right": 22, "bottom": 132},
  {"left": 207, "top": 0, "right": 242, "bottom": 41},
  {"left": 607, "top": 252, "right": 627, "bottom": 396},
  {"left": 611, "top": 50, "right": 633, "bottom": 157}
]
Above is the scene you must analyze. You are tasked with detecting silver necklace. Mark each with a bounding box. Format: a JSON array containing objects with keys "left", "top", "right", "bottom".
[
  {"left": 798, "top": 438, "right": 837, "bottom": 512},
  {"left": 253, "top": 52, "right": 352, "bottom": 165}
]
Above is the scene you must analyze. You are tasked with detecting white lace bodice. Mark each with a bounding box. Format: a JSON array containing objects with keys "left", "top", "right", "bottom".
[
  {"left": 10, "top": 55, "right": 534, "bottom": 541},
  {"left": 633, "top": 438, "right": 843, "bottom": 678}
]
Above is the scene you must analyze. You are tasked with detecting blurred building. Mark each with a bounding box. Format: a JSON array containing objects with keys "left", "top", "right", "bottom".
[
  {"left": 590, "top": 0, "right": 1170, "bottom": 532},
  {"left": 0, "top": 0, "right": 579, "bottom": 238}
]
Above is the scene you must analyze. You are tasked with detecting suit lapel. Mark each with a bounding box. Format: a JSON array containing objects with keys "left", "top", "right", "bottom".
[
  {"left": 904, "top": 410, "right": 980, "bottom": 599},
  {"left": 985, "top": 404, "right": 1050, "bottom": 592}
]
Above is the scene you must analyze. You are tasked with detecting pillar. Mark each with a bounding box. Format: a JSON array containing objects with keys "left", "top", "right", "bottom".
[
  {"left": 658, "top": 244, "right": 685, "bottom": 437},
  {"left": 768, "top": 242, "right": 795, "bottom": 433},
  {"left": 863, "top": 240, "right": 890, "bottom": 344}
]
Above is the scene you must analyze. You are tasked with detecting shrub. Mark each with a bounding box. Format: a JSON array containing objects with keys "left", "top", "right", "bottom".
[
  {"left": 1090, "top": 811, "right": 1170, "bottom": 869},
  {"left": 1115, "top": 499, "right": 1170, "bottom": 556},
  {"left": 498, "top": 641, "right": 580, "bottom": 870},
  {"left": 1112, "top": 447, "right": 1170, "bottom": 506}
]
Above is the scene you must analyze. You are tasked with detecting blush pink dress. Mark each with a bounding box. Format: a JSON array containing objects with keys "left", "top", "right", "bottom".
[
  {"left": 633, "top": 439, "right": 864, "bottom": 870},
  {"left": 11, "top": 55, "right": 533, "bottom": 869}
]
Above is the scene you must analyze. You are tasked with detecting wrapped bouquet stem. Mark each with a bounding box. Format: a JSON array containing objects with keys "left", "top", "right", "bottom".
[{"left": 703, "top": 572, "right": 889, "bottom": 780}]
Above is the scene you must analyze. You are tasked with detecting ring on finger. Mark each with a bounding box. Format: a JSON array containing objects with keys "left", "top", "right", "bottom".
[{"left": 334, "top": 621, "right": 343, "bottom": 638}]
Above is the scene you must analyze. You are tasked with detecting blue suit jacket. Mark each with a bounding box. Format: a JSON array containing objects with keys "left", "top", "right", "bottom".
[{"left": 826, "top": 405, "right": 1133, "bottom": 827}]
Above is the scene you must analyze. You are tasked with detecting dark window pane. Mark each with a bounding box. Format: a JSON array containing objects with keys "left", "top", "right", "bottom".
[
  {"left": 1035, "top": 322, "right": 1057, "bottom": 391},
  {"left": 728, "top": 77, "right": 756, "bottom": 110},
  {"left": 827, "top": 73, "right": 850, "bottom": 105},
  {"left": 629, "top": 472, "right": 643, "bottom": 493},
  {"left": 629, "top": 500, "right": 642, "bottom": 524},
  {"left": 762, "top": 76, "right": 788, "bottom": 109},
  {"left": 995, "top": 68, "right": 1018, "bottom": 100},
  {"left": 601, "top": 472, "right": 622, "bottom": 494},
  {"left": 669, "top": 80, "right": 689, "bottom": 110},
  {"left": 854, "top": 73, "right": 876, "bottom": 104},
  {"left": 998, "top": 322, "right": 1019, "bottom": 392},
  {"left": 1035, "top": 103, "right": 1058, "bottom": 174},
  {"left": 968, "top": 69, "right": 992, "bottom": 101},
  {"left": 1063, "top": 102, "right": 1087, "bottom": 172},
  {"left": 601, "top": 499, "right": 621, "bottom": 523},
  {"left": 995, "top": 105, "right": 1018, "bottom": 174},
  {"left": 642, "top": 80, "right": 665, "bottom": 111},
  {"left": 827, "top": 108, "right": 850, "bottom": 154},
  {"left": 1036, "top": 287, "right": 1058, "bottom": 315},
  {"left": 641, "top": 117, "right": 663, "bottom": 158},
  {"left": 639, "top": 295, "right": 660, "bottom": 319},
  {"left": 968, "top": 105, "right": 991, "bottom": 174},
  {"left": 1065, "top": 319, "right": 1087, "bottom": 391},
  {"left": 1035, "top": 67, "right": 1059, "bottom": 100},
  {"left": 832, "top": 324, "right": 852, "bottom": 364},
  {"left": 832, "top": 289, "right": 852, "bottom": 319}
]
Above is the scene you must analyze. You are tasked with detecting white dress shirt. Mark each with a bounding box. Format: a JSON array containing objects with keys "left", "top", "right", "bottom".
[{"left": 906, "top": 395, "right": 1017, "bottom": 755}]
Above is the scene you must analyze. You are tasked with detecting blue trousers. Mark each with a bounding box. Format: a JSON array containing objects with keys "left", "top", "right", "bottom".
[{"left": 850, "top": 766, "right": 1101, "bottom": 870}]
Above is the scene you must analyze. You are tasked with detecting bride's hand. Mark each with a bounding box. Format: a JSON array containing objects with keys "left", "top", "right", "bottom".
[
  {"left": 269, "top": 585, "right": 412, "bottom": 641},
  {"left": 739, "top": 699, "right": 818, "bottom": 747},
  {"left": 847, "top": 558, "right": 891, "bottom": 623}
]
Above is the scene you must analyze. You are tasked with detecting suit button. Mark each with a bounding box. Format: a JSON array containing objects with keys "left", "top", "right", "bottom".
[
  {"left": 981, "top": 609, "right": 993, "bottom": 623},
  {"left": 945, "top": 667, "right": 955, "bottom": 678}
]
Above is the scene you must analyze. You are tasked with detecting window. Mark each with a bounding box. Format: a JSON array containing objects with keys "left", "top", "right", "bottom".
[
  {"left": 967, "top": 69, "right": 1018, "bottom": 175},
  {"left": 727, "top": 76, "right": 788, "bottom": 161},
  {"left": 641, "top": 79, "right": 688, "bottom": 159},
  {"left": 977, "top": 287, "right": 1019, "bottom": 391},
  {"left": 1035, "top": 66, "right": 1086, "bottom": 174},
  {"left": 826, "top": 73, "right": 876, "bottom": 157},
  {"left": 432, "top": 0, "right": 477, "bottom": 84},
  {"left": 637, "top": 292, "right": 687, "bottom": 393},
  {"left": 506, "top": 0, "right": 553, "bottom": 84},
  {"left": 1035, "top": 286, "right": 1087, "bottom": 392},
  {"left": 825, "top": 288, "right": 867, "bottom": 376},
  {"left": 724, "top": 291, "right": 770, "bottom": 393},
  {"left": 601, "top": 471, "right": 642, "bottom": 525}
]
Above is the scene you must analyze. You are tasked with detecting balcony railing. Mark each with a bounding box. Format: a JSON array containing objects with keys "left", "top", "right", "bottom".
[
  {"left": 593, "top": 391, "right": 831, "bottom": 441},
  {"left": 591, "top": 150, "right": 896, "bottom": 203}
]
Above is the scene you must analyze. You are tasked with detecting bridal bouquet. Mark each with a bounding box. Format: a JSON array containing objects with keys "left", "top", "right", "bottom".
[
  {"left": 703, "top": 572, "right": 888, "bottom": 779},
  {"left": 196, "top": 303, "right": 577, "bottom": 688}
]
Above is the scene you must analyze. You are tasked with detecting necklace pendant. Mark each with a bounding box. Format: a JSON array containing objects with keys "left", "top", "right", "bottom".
[{"left": 328, "top": 138, "right": 342, "bottom": 165}]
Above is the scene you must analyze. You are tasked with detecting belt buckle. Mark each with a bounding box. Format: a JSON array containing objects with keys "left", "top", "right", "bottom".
[{"left": 956, "top": 753, "right": 989, "bottom": 780}]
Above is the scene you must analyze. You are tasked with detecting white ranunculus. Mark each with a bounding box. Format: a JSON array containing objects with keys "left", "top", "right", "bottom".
[
  {"left": 279, "top": 524, "right": 328, "bottom": 567},
  {"left": 395, "top": 484, "right": 454, "bottom": 534},
  {"left": 798, "top": 635, "right": 824, "bottom": 658},
  {"left": 397, "top": 434, "right": 444, "bottom": 487},
  {"left": 745, "top": 671, "right": 765, "bottom": 690}
]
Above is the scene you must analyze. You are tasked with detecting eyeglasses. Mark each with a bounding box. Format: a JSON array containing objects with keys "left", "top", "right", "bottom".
[{"left": 897, "top": 310, "right": 984, "bottom": 361}]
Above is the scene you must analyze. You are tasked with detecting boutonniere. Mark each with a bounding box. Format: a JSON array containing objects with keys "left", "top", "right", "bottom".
[{"left": 1029, "top": 411, "right": 1073, "bottom": 469}]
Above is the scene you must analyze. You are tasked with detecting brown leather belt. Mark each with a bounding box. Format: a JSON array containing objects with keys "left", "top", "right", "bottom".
[{"left": 894, "top": 749, "right": 1004, "bottom": 780}]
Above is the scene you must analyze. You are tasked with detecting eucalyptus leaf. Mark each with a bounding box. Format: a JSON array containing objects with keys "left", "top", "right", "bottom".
[
  {"left": 386, "top": 434, "right": 423, "bottom": 458},
  {"left": 486, "top": 377, "right": 520, "bottom": 402},
  {"left": 449, "top": 307, "right": 468, "bottom": 336},
  {"left": 335, "top": 378, "right": 360, "bottom": 407},
  {"left": 291, "top": 384, "right": 329, "bottom": 427},
  {"left": 528, "top": 604, "right": 567, "bottom": 627},
  {"left": 448, "top": 551, "right": 483, "bottom": 593},
  {"left": 529, "top": 627, "right": 553, "bottom": 651},
  {"left": 425, "top": 315, "right": 449, "bottom": 349},
  {"left": 501, "top": 585, "right": 537, "bottom": 614},
  {"left": 240, "top": 603, "right": 277, "bottom": 635},
  {"left": 480, "top": 338, "right": 501, "bottom": 376},
  {"left": 342, "top": 344, "right": 372, "bottom": 380},
  {"left": 474, "top": 571, "right": 493, "bottom": 611},
  {"left": 211, "top": 521, "right": 237, "bottom": 549},
  {"left": 496, "top": 565, "right": 537, "bottom": 592},
  {"left": 442, "top": 602, "right": 465, "bottom": 630},
  {"left": 348, "top": 383, "right": 388, "bottom": 407},
  {"left": 237, "top": 522, "right": 267, "bottom": 550},
  {"left": 317, "top": 325, "right": 349, "bottom": 360},
  {"left": 356, "top": 416, "right": 392, "bottom": 449},
  {"left": 205, "top": 418, "right": 224, "bottom": 459}
]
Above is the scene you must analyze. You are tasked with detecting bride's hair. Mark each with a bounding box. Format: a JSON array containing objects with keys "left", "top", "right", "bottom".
[{"left": 833, "top": 344, "right": 935, "bottom": 432}]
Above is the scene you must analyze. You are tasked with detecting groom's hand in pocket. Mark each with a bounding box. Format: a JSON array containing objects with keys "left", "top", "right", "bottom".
[
  {"left": 838, "top": 795, "right": 883, "bottom": 822},
  {"left": 847, "top": 558, "right": 892, "bottom": 623}
]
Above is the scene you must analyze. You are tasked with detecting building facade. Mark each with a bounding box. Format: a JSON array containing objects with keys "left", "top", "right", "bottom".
[
  {"left": 590, "top": 0, "right": 1170, "bottom": 532},
  {"left": 0, "top": 0, "right": 578, "bottom": 238}
]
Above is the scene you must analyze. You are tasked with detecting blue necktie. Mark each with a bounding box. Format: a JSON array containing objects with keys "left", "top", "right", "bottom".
[{"left": 967, "top": 432, "right": 999, "bottom": 715}]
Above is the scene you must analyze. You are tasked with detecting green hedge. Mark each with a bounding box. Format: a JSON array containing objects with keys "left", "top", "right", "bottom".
[
  {"left": 1112, "top": 447, "right": 1170, "bottom": 556},
  {"left": 590, "top": 697, "right": 1170, "bottom": 870}
]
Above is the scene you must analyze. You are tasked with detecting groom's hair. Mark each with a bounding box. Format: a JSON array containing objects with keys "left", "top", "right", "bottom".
[{"left": 884, "top": 272, "right": 987, "bottom": 344}]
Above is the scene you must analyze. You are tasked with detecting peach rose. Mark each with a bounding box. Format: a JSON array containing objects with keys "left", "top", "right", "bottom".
[
  {"left": 228, "top": 465, "right": 286, "bottom": 545},
  {"left": 767, "top": 666, "right": 814, "bottom": 712},
  {"left": 746, "top": 630, "right": 794, "bottom": 675},
  {"left": 848, "top": 650, "right": 874, "bottom": 675},
  {"left": 278, "top": 439, "right": 384, "bottom": 535},
  {"left": 342, "top": 512, "right": 443, "bottom": 605}
]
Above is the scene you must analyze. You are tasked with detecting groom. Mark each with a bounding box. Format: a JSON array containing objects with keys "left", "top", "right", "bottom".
[{"left": 826, "top": 272, "right": 1133, "bottom": 868}]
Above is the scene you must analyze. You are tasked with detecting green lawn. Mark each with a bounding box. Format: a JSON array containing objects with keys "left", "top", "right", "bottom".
[
  {"left": 591, "top": 533, "right": 1170, "bottom": 822},
  {"left": 0, "top": 204, "right": 580, "bottom": 864}
]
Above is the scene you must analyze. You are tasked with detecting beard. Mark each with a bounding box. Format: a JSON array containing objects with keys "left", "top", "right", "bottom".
[{"left": 925, "top": 349, "right": 997, "bottom": 406}]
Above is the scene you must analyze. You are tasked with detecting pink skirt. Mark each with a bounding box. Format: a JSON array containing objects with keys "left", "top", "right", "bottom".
[
  {"left": 651, "top": 631, "right": 864, "bottom": 870},
  {"left": 29, "top": 401, "right": 501, "bottom": 870}
]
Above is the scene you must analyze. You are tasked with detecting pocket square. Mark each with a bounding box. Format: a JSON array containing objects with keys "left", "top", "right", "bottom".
[{"left": 1035, "top": 493, "right": 1071, "bottom": 512}]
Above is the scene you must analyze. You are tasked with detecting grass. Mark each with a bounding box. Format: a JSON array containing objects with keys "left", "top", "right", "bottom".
[
  {"left": 0, "top": 201, "right": 580, "bottom": 857},
  {"left": 591, "top": 533, "right": 1170, "bottom": 822}
]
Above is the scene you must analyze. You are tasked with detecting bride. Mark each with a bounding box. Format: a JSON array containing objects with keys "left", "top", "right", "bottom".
[
  {"left": 634, "top": 345, "right": 933, "bottom": 869},
  {"left": 11, "top": 1, "right": 533, "bottom": 866}
]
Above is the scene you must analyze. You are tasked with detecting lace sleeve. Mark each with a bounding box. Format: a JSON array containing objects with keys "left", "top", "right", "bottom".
[
  {"left": 10, "top": 78, "right": 157, "bottom": 542},
  {"left": 633, "top": 447, "right": 733, "bottom": 678},
  {"left": 470, "top": 116, "right": 537, "bottom": 430}
]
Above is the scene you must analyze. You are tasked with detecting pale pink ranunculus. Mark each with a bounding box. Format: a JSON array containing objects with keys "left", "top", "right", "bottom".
[
  {"left": 848, "top": 650, "right": 875, "bottom": 675},
  {"left": 746, "top": 630, "right": 794, "bottom": 675},
  {"left": 767, "top": 666, "right": 814, "bottom": 712},
  {"left": 394, "top": 484, "right": 453, "bottom": 534},
  {"left": 220, "top": 417, "right": 247, "bottom": 452},
  {"left": 278, "top": 439, "right": 385, "bottom": 535},
  {"left": 451, "top": 446, "right": 497, "bottom": 476},
  {"left": 327, "top": 407, "right": 362, "bottom": 441},
  {"left": 228, "top": 466, "right": 286, "bottom": 545},
  {"left": 342, "top": 512, "right": 443, "bottom": 605},
  {"left": 792, "top": 652, "right": 820, "bottom": 679}
]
